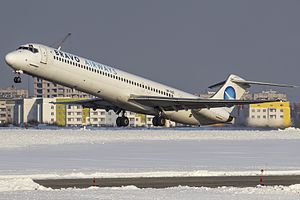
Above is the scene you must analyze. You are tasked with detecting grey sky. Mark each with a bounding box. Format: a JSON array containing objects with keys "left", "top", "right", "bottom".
[{"left": 1, "top": 0, "right": 299, "bottom": 101}]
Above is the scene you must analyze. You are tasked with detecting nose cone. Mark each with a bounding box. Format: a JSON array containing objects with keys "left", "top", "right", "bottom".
[{"left": 5, "top": 52, "right": 15, "bottom": 66}]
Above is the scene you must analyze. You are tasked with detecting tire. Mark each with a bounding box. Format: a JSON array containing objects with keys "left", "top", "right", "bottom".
[
  {"left": 121, "top": 117, "right": 129, "bottom": 127},
  {"left": 157, "top": 116, "right": 166, "bottom": 126},
  {"left": 152, "top": 116, "right": 159, "bottom": 126},
  {"left": 116, "top": 117, "right": 122, "bottom": 127},
  {"left": 16, "top": 77, "right": 22, "bottom": 83}
]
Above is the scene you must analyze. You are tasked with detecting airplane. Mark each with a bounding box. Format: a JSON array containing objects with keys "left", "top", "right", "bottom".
[{"left": 4, "top": 43, "right": 296, "bottom": 127}]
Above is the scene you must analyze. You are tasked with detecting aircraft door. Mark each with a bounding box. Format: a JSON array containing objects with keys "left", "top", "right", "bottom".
[{"left": 39, "top": 46, "right": 48, "bottom": 64}]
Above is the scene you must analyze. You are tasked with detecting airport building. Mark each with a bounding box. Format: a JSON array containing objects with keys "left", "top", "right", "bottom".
[
  {"left": 34, "top": 77, "right": 93, "bottom": 98},
  {"left": 241, "top": 90, "right": 288, "bottom": 101},
  {"left": 235, "top": 102, "right": 291, "bottom": 128},
  {"left": 291, "top": 103, "right": 300, "bottom": 128},
  {"left": 14, "top": 98, "right": 56, "bottom": 125},
  {"left": 0, "top": 86, "right": 28, "bottom": 99},
  {"left": 0, "top": 87, "right": 29, "bottom": 125},
  {"left": 235, "top": 90, "right": 291, "bottom": 128},
  {"left": 13, "top": 97, "right": 175, "bottom": 127},
  {"left": 0, "top": 99, "right": 15, "bottom": 125}
]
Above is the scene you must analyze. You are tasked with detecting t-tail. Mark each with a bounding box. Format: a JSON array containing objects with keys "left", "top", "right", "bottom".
[{"left": 208, "top": 74, "right": 297, "bottom": 113}]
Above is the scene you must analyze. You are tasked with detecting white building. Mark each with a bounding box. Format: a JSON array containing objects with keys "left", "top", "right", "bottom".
[
  {"left": 14, "top": 98, "right": 56, "bottom": 125},
  {"left": 14, "top": 97, "right": 176, "bottom": 127}
]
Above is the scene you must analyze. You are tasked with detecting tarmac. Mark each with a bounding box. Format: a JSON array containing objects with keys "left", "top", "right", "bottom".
[{"left": 33, "top": 175, "right": 300, "bottom": 189}]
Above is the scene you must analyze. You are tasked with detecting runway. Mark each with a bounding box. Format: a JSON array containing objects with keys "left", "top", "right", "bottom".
[{"left": 33, "top": 175, "right": 300, "bottom": 189}]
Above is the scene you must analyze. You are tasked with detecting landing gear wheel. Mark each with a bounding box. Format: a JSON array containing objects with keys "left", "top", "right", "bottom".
[
  {"left": 116, "top": 116, "right": 129, "bottom": 127},
  {"left": 152, "top": 116, "right": 159, "bottom": 126},
  {"left": 14, "top": 77, "right": 21, "bottom": 83},
  {"left": 121, "top": 117, "right": 129, "bottom": 127},
  {"left": 152, "top": 116, "right": 166, "bottom": 126},
  {"left": 157, "top": 116, "right": 166, "bottom": 126},
  {"left": 116, "top": 117, "right": 122, "bottom": 127}
]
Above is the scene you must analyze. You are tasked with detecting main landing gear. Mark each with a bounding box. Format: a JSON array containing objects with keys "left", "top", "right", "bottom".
[
  {"left": 13, "top": 70, "right": 23, "bottom": 83},
  {"left": 152, "top": 115, "right": 166, "bottom": 127},
  {"left": 116, "top": 110, "right": 129, "bottom": 127}
]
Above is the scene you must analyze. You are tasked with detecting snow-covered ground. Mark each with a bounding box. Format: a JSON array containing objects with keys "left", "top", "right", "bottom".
[
  {"left": 1, "top": 127, "right": 300, "bottom": 199},
  {"left": 1, "top": 185, "right": 300, "bottom": 200},
  {"left": 1, "top": 127, "right": 300, "bottom": 149}
]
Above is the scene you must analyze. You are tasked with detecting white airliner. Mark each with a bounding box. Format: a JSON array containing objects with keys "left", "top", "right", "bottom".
[{"left": 4, "top": 43, "right": 296, "bottom": 127}]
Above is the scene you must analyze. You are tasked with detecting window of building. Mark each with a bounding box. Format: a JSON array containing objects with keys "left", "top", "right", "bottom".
[
  {"left": 270, "top": 115, "right": 276, "bottom": 119},
  {"left": 37, "top": 89, "right": 42, "bottom": 94}
]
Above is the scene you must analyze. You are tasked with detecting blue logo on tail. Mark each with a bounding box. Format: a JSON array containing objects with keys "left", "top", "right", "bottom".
[{"left": 224, "top": 86, "right": 236, "bottom": 100}]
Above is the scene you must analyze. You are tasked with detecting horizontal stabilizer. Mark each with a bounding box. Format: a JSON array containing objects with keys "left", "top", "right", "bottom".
[{"left": 232, "top": 79, "right": 297, "bottom": 88}]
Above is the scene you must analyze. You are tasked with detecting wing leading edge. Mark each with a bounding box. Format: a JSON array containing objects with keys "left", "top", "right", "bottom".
[
  {"left": 50, "top": 98, "right": 118, "bottom": 110},
  {"left": 50, "top": 96, "right": 284, "bottom": 112}
]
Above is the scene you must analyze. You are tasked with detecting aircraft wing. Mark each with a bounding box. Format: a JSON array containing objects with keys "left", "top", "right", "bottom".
[
  {"left": 129, "top": 95, "right": 282, "bottom": 111},
  {"left": 51, "top": 98, "right": 118, "bottom": 110}
]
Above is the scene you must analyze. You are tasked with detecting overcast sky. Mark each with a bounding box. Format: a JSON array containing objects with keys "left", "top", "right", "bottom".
[{"left": 1, "top": 0, "right": 299, "bottom": 101}]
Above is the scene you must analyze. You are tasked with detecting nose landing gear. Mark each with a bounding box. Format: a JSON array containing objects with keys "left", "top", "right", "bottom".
[
  {"left": 13, "top": 70, "right": 23, "bottom": 83},
  {"left": 14, "top": 76, "right": 22, "bottom": 83}
]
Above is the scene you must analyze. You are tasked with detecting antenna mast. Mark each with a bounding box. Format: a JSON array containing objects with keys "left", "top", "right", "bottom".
[{"left": 57, "top": 33, "right": 71, "bottom": 51}]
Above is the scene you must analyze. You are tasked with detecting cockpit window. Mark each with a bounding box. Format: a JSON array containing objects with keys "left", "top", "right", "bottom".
[{"left": 17, "top": 45, "right": 39, "bottom": 53}]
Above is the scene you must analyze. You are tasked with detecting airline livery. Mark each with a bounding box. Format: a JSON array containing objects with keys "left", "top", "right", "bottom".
[{"left": 5, "top": 43, "right": 295, "bottom": 127}]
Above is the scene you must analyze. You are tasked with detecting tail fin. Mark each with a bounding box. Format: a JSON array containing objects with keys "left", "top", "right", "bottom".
[
  {"left": 210, "top": 74, "right": 248, "bottom": 101},
  {"left": 208, "top": 74, "right": 296, "bottom": 113}
]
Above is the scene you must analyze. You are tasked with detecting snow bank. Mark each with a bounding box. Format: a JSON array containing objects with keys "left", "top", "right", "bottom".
[
  {"left": 2, "top": 175, "right": 300, "bottom": 197},
  {"left": 2, "top": 169, "right": 300, "bottom": 180},
  {"left": 0, "top": 177, "right": 49, "bottom": 192},
  {"left": 1, "top": 128, "right": 300, "bottom": 149}
]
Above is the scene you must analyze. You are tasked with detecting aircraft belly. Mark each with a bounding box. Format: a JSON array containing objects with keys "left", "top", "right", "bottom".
[
  {"left": 191, "top": 108, "right": 230, "bottom": 125},
  {"left": 165, "top": 110, "right": 200, "bottom": 125}
]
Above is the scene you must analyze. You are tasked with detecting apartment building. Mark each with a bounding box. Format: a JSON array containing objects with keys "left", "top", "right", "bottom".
[{"left": 34, "top": 77, "right": 93, "bottom": 98}]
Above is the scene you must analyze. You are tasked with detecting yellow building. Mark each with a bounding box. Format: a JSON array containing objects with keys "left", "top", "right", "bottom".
[
  {"left": 55, "top": 98, "right": 89, "bottom": 126},
  {"left": 247, "top": 101, "right": 291, "bottom": 128}
]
